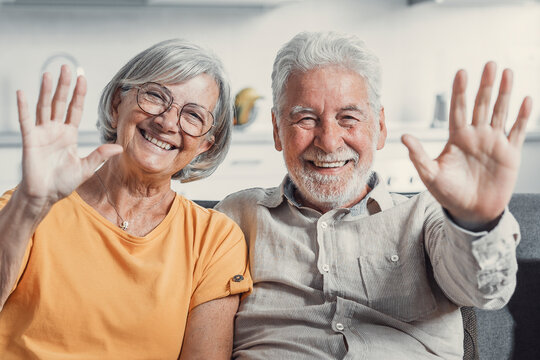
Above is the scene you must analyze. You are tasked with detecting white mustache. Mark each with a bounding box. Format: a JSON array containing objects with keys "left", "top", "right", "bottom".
[{"left": 302, "top": 147, "right": 359, "bottom": 163}]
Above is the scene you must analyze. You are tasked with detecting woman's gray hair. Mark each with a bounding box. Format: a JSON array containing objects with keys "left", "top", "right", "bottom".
[
  {"left": 271, "top": 31, "right": 382, "bottom": 121},
  {"left": 97, "top": 38, "right": 233, "bottom": 183}
]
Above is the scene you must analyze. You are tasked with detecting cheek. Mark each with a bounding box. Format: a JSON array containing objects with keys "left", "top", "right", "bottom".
[
  {"left": 283, "top": 129, "right": 312, "bottom": 154},
  {"left": 350, "top": 126, "right": 378, "bottom": 148},
  {"left": 117, "top": 123, "right": 138, "bottom": 144}
]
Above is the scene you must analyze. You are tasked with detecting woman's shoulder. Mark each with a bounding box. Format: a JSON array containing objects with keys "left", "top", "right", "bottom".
[
  {"left": 175, "top": 194, "right": 239, "bottom": 228},
  {"left": 175, "top": 194, "right": 245, "bottom": 248},
  {"left": 0, "top": 187, "right": 17, "bottom": 209}
]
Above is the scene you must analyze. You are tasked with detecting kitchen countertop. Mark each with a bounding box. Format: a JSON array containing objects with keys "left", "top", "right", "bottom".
[{"left": 2, "top": 128, "right": 540, "bottom": 147}]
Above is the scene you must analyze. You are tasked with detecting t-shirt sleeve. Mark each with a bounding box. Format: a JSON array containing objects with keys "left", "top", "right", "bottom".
[{"left": 189, "top": 211, "right": 252, "bottom": 311}]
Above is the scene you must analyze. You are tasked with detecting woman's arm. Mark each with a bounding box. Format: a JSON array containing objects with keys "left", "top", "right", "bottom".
[
  {"left": 0, "top": 188, "right": 53, "bottom": 309},
  {"left": 0, "top": 66, "right": 121, "bottom": 309},
  {"left": 179, "top": 295, "right": 240, "bottom": 360}
]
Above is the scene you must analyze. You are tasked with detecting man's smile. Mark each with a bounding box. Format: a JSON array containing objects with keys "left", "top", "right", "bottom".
[{"left": 311, "top": 160, "right": 350, "bottom": 168}]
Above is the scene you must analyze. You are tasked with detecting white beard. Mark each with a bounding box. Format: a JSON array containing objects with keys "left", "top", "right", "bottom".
[
  {"left": 289, "top": 155, "right": 374, "bottom": 210},
  {"left": 285, "top": 133, "right": 378, "bottom": 211}
]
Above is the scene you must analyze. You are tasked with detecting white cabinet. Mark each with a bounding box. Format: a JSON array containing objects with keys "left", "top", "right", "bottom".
[
  {"left": 0, "top": 147, "right": 22, "bottom": 191},
  {"left": 3, "top": 129, "right": 540, "bottom": 201},
  {"left": 172, "top": 139, "right": 287, "bottom": 200}
]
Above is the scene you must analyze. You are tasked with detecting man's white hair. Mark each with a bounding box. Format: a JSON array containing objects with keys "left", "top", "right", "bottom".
[{"left": 271, "top": 31, "right": 382, "bottom": 122}]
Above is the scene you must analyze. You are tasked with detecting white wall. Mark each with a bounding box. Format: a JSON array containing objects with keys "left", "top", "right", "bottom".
[{"left": 0, "top": 0, "right": 539, "bottom": 196}]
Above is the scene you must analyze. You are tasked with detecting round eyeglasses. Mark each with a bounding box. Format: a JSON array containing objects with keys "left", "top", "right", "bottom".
[{"left": 135, "top": 82, "right": 215, "bottom": 137}]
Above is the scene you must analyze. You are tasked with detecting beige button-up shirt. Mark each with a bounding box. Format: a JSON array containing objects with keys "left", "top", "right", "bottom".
[{"left": 216, "top": 173, "right": 519, "bottom": 360}]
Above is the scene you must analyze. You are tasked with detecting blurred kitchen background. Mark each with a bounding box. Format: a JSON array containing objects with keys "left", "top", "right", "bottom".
[{"left": 0, "top": 0, "right": 539, "bottom": 200}]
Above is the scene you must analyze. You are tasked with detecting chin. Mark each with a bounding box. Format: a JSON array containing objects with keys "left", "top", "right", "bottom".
[{"left": 291, "top": 165, "right": 373, "bottom": 210}]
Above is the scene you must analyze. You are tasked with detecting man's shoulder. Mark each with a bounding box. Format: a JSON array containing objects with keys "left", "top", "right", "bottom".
[{"left": 216, "top": 186, "right": 280, "bottom": 212}]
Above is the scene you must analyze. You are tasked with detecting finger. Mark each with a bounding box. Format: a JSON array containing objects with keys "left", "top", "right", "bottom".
[
  {"left": 80, "top": 144, "right": 123, "bottom": 178},
  {"left": 401, "top": 134, "right": 439, "bottom": 185},
  {"left": 490, "top": 68, "right": 513, "bottom": 130},
  {"left": 508, "top": 96, "right": 533, "bottom": 147},
  {"left": 449, "top": 69, "right": 468, "bottom": 133},
  {"left": 472, "top": 62, "right": 496, "bottom": 126},
  {"left": 36, "top": 72, "right": 53, "bottom": 125},
  {"left": 17, "top": 90, "right": 32, "bottom": 137},
  {"left": 51, "top": 65, "right": 72, "bottom": 121},
  {"left": 65, "top": 75, "right": 87, "bottom": 126}
]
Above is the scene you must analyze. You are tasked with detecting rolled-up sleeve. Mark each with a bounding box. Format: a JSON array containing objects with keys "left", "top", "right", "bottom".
[
  {"left": 189, "top": 212, "right": 252, "bottom": 311},
  {"left": 425, "top": 203, "right": 520, "bottom": 309}
]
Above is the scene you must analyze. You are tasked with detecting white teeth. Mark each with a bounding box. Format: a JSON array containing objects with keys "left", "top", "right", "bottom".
[
  {"left": 313, "top": 160, "right": 347, "bottom": 168},
  {"left": 143, "top": 132, "right": 172, "bottom": 150}
]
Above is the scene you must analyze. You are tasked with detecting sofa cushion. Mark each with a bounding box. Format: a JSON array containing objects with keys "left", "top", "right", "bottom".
[
  {"left": 196, "top": 193, "right": 540, "bottom": 359},
  {"left": 475, "top": 193, "right": 540, "bottom": 360}
]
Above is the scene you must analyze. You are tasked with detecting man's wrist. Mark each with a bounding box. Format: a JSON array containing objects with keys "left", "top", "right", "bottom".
[{"left": 444, "top": 208, "right": 504, "bottom": 233}]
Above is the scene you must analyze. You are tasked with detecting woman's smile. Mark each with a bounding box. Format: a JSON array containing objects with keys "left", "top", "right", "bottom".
[{"left": 140, "top": 129, "right": 176, "bottom": 151}]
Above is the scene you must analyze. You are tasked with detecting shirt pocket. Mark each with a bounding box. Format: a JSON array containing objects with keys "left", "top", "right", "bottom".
[{"left": 358, "top": 245, "right": 437, "bottom": 322}]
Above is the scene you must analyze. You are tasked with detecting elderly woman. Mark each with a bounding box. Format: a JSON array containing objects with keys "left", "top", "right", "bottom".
[{"left": 0, "top": 39, "right": 251, "bottom": 359}]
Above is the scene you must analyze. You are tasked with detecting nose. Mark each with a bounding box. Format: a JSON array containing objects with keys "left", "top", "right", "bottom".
[
  {"left": 313, "top": 118, "right": 345, "bottom": 153},
  {"left": 154, "top": 103, "right": 181, "bottom": 133}
]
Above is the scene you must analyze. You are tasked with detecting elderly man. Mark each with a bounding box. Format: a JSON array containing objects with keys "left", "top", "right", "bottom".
[{"left": 217, "top": 31, "right": 532, "bottom": 359}]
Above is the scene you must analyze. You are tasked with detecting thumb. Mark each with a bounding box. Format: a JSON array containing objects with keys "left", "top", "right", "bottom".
[
  {"left": 81, "top": 144, "right": 123, "bottom": 177},
  {"left": 401, "top": 134, "right": 438, "bottom": 184}
]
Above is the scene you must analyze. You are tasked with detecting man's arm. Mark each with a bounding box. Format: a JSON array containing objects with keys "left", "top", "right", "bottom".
[
  {"left": 402, "top": 62, "right": 532, "bottom": 308},
  {"left": 179, "top": 295, "right": 239, "bottom": 360},
  {"left": 422, "top": 196, "right": 520, "bottom": 309},
  {"left": 402, "top": 62, "right": 532, "bottom": 231}
]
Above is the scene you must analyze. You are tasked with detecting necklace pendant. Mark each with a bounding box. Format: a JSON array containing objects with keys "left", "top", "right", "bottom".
[{"left": 120, "top": 220, "right": 129, "bottom": 231}]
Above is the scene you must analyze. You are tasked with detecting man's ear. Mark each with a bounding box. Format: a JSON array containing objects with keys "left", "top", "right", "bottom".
[
  {"left": 376, "top": 107, "right": 387, "bottom": 150},
  {"left": 110, "top": 88, "right": 123, "bottom": 129},
  {"left": 272, "top": 110, "right": 283, "bottom": 152}
]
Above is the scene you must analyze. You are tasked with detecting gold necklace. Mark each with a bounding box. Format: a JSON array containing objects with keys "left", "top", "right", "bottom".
[{"left": 95, "top": 172, "right": 173, "bottom": 231}]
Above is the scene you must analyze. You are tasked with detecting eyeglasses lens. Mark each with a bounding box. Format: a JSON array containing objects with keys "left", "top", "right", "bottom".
[{"left": 137, "top": 83, "right": 213, "bottom": 137}]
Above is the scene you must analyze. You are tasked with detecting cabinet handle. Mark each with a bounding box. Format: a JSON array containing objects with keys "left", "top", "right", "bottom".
[{"left": 231, "top": 159, "right": 262, "bottom": 166}]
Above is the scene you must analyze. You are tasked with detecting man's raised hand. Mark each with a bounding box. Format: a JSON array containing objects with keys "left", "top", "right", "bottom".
[{"left": 402, "top": 62, "right": 533, "bottom": 230}]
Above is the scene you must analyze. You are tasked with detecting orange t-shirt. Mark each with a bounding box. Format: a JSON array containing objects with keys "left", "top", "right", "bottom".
[{"left": 0, "top": 189, "right": 251, "bottom": 359}]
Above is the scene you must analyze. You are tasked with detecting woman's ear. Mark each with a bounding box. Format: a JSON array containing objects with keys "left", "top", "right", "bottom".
[
  {"left": 110, "top": 88, "right": 123, "bottom": 129},
  {"left": 193, "top": 134, "right": 214, "bottom": 158}
]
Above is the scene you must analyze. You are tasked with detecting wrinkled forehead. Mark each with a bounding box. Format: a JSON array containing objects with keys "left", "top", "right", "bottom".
[{"left": 280, "top": 67, "right": 371, "bottom": 112}]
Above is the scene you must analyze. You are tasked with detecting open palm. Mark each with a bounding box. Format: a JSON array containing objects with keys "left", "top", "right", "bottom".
[
  {"left": 402, "top": 62, "right": 533, "bottom": 229},
  {"left": 17, "top": 65, "right": 122, "bottom": 208}
]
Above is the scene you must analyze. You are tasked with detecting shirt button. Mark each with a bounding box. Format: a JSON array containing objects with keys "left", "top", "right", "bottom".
[
  {"left": 322, "top": 264, "right": 330, "bottom": 272},
  {"left": 336, "top": 323, "right": 345, "bottom": 331},
  {"left": 320, "top": 222, "right": 328, "bottom": 229},
  {"left": 390, "top": 254, "right": 399, "bottom": 262},
  {"left": 232, "top": 275, "right": 244, "bottom": 282}
]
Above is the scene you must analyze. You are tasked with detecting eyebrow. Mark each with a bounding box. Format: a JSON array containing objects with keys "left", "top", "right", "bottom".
[
  {"left": 341, "top": 105, "right": 368, "bottom": 116},
  {"left": 154, "top": 83, "right": 213, "bottom": 112},
  {"left": 288, "top": 105, "right": 368, "bottom": 117},
  {"left": 289, "top": 106, "right": 315, "bottom": 117}
]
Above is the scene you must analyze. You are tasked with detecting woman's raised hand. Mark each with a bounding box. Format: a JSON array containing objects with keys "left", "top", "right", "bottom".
[{"left": 17, "top": 65, "right": 123, "bottom": 210}]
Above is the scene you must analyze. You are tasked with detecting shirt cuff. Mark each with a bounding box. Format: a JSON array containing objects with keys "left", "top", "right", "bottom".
[
  {"left": 442, "top": 207, "right": 506, "bottom": 237},
  {"left": 444, "top": 208, "right": 520, "bottom": 301}
]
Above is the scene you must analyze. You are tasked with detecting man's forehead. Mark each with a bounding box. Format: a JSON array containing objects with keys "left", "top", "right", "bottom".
[
  {"left": 284, "top": 67, "right": 368, "bottom": 97},
  {"left": 287, "top": 65, "right": 367, "bottom": 86}
]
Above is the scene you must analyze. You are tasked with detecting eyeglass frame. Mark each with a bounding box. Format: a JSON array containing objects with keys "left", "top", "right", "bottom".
[{"left": 133, "top": 82, "right": 215, "bottom": 137}]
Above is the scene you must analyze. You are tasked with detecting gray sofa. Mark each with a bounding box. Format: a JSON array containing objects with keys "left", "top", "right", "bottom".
[
  {"left": 473, "top": 193, "right": 540, "bottom": 360},
  {"left": 196, "top": 193, "right": 540, "bottom": 360}
]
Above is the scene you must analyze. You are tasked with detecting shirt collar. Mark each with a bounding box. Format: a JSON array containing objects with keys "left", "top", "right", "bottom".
[
  {"left": 256, "top": 177, "right": 289, "bottom": 209},
  {"left": 257, "top": 171, "right": 396, "bottom": 215}
]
